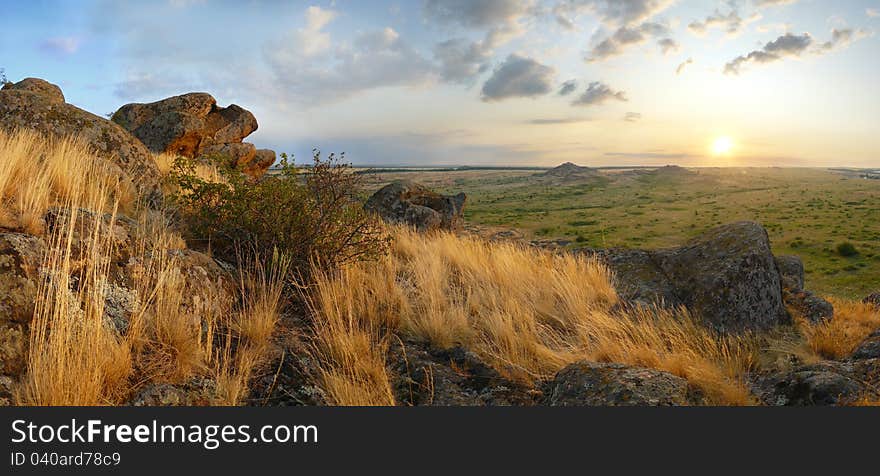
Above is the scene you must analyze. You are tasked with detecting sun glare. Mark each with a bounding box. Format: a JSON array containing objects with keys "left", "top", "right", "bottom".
[{"left": 712, "top": 136, "right": 733, "bottom": 156}]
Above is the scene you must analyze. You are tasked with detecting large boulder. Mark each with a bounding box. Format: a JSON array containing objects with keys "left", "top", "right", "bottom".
[
  {"left": 365, "top": 180, "right": 466, "bottom": 232},
  {"left": 851, "top": 329, "right": 880, "bottom": 360},
  {"left": 0, "top": 233, "right": 45, "bottom": 378},
  {"left": 545, "top": 361, "right": 696, "bottom": 406},
  {"left": 753, "top": 360, "right": 880, "bottom": 406},
  {"left": 112, "top": 93, "right": 273, "bottom": 178},
  {"left": 584, "top": 222, "right": 788, "bottom": 333},
  {"left": 0, "top": 78, "right": 162, "bottom": 203}
]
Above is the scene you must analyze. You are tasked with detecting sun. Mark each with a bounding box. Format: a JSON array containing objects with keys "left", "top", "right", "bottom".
[{"left": 712, "top": 136, "right": 734, "bottom": 156}]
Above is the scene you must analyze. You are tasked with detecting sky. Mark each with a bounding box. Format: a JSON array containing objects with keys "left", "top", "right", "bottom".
[{"left": 1, "top": 0, "right": 879, "bottom": 167}]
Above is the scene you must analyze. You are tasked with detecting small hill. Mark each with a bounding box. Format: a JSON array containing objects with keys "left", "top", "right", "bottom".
[
  {"left": 540, "top": 162, "right": 600, "bottom": 181},
  {"left": 650, "top": 165, "right": 694, "bottom": 177}
]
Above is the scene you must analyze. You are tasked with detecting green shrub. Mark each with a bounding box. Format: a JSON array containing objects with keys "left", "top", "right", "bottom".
[
  {"left": 836, "top": 242, "right": 859, "bottom": 257},
  {"left": 170, "top": 150, "right": 388, "bottom": 277}
]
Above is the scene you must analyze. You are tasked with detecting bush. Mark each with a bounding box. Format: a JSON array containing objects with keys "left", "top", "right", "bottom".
[
  {"left": 170, "top": 150, "right": 388, "bottom": 277},
  {"left": 836, "top": 242, "right": 859, "bottom": 257}
]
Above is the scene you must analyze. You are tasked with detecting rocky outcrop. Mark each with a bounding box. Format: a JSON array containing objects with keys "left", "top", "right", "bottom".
[
  {"left": 128, "top": 378, "right": 218, "bottom": 406},
  {"left": 0, "top": 208, "right": 235, "bottom": 398},
  {"left": 851, "top": 330, "right": 880, "bottom": 360},
  {"left": 0, "top": 233, "right": 45, "bottom": 378},
  {"left": 389, "top": 342, "right": 536, "bottom": 406},
  {"left": 0, "top": 78, "right": 162, "bottom": 202},
  {"left": 864, "top": 293, "right": 880, "bottom": 309},
  {"left": 753, "top": 360, "right": 880, "bottom": 406},
  {"left": 583, "top": 222, "right": 788, "bottom": 333},
  {"left": 545, "top": 361, "right": 697, "bottom": 406},
  {"left": 365, "top": 180, "right": 466, "bottom": 232},
  {"left": 112, "top": 93, "right": 274, "bottom": 178},
  {"left": 775, "top": 255, "right": 805, "bottom": 291}
]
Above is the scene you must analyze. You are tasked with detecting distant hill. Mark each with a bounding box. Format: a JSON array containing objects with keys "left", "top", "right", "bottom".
[{"left": 542, "top": 162, "right": 599, "bottom": 179}]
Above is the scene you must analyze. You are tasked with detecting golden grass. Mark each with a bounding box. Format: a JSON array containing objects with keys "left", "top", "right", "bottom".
[
  {"left": 9, "top": 130, "right": 286, "bottom": 406},
  {"left": 0, "top": 128, "right": 135, "bottom": 234},
  {"left": 799, "top": 297, "right": 880, "bottom": 360},
  {"left": 306, "top": 227, "right": 755, "bottom": 406}
]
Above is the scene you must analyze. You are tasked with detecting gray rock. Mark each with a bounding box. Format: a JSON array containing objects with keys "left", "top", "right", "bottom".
[
  {"left": 365, "top": 180, "right": 466, "bottom": 232},
  {"left": 0, "top": 78, "right": 162, "bottom": 202},
  {"left": 129, "top": 378, "right": 218, "bottom": 406},
  {"left": 851, "top": 330, "right": 880, "bottom": 360},
  {"left": 1, "top": 77, "right": 64, "bottom": 104},
  {"left": 864, "top": 293, "right": 880, "bottom": 309},
  {"left": 775, "top": 255, "right": 805, "bottom": 291},
  {"left": 545, "top": 361, "right": 696, "bottom": 406},
  {"left": 753, "top": 360, "right": 876, "bottom": 406},
  {"left": 583, "top": 222, "right": 788, "bottom": 333},
  {"left": 784, "top": 289, "right": 834, "bottom": 324}
]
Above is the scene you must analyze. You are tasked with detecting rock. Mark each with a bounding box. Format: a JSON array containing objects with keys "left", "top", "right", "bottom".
[
  {"left": 0, "top": 375, "right": 13, "bottom": 405},
  {"left": 545, "top": 361, "right": 696, "bottom": 406},
  {"left": 851, "top": 329, "right": 880, "bottom": 360},
  {"left": 584, "top": 222, "right": 788, "bottom": 333},
  {"left": 775, "top": 255, "right": 805, "bottom": 291},
  {"left": 112, "top": 93, "right": 271, "bottom": 178},
  {"left": 784, "top": 289, "right": 834, "bottom": 324},
  {"left": 129, "top": 378, "right": 218, "bottom": 406},
  {"left": 388, "top": 341, "right": 536, "bottom": 406},
  {"left": 365, "top": 180, "right": 466, "bottom": 232},
  {"left": 0, "top": 78, "right": 162, "bottom": 202},
  {"left": 0, "top": 233, "right": 45, "bottom": 377},
  {"left": 251, "top": 149, "right": 277, "bottom": 177},
  {"left": 1, "top": 77, "right": 64, "bottom": 104},
  {"left": 864, "top": 293, "right": 880, "bottom": 309},
  {"left": 753, "top": 360, "right": 879, "bottom": 406}
]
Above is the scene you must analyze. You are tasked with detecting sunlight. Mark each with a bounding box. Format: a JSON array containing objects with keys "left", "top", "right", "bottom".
[{"left": 712, "top": 136, "right": 734, "bottom": 156}]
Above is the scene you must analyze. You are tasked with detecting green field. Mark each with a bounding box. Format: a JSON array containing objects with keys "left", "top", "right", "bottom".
[{"left": 364, "top": 166, "right": 880, "bottom": 300}]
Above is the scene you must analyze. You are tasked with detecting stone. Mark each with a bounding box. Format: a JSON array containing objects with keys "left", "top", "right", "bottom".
[
  {"left": 129, "top": 378, "right": 218, "bottom": 406},
  {"left": 752, "top": 360, "right": 877, "bottom": 406},
  {"left": 112, "top": 92, "right": 271, "bottom": 178},
  {"left": 584, "top": 222, "right": 788, "bottom": 333},
  {"left": 0, "top": 78, "right": 162, "bottom": 202},
  {"left": 365, "top": 180, "right": 466, "bottom": 232},
  {"left": 1, "top": 77, "right": 64, "bottom": 104},
  {"left": 784, "top": 289, "right": 834, "bottom": 324},
  {"left": 545, "top": 361, "right": 696, "bottom": 406},
  {"left": 776, "top": 255, "right": 805, "bottom": 291},
  {"left": 851, "top": 329, "right": 880, "bottom": 360}
]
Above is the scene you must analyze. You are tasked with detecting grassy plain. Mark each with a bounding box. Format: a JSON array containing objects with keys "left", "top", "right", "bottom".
[{"left": 363, "top": 166, "right": 880, "bottom": 300}]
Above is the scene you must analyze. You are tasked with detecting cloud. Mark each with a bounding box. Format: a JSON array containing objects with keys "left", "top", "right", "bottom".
[
  {"left": 39, "top": 36, "right": 82, "bottom": 56},
  {"left": 724, "top": 32, "right": 812, "bottom": 75},
  {"left": 526, "top": 117, "right": 591, "bottom": 125},
  {"left": 425, "top": 1, "right": 532, "bottom": 83},
  {"left": 587, "top": 21, "right": 676, "bottom": 61},
  {"left": 424, "top": 0, "right": 532, "bottom": 29},
  {"left": 558, "top": 79, "right": 578, "bottom": 96},
  {"left": 817, "top": 28, "right": 872, "bottom": 53},
  {"left": 554, "top": 0, "right": 675, "bottom": 28},
  {"left": 572, "top": 81, "right": 628, "bottom": 106},
  {"left": 481, "top": 54, "right": 556, "bottom": 101},
  {"left": 676, "top": 57, "right": 694, "bottom": 74},
  {"left": 688, "top": 8, "right": 761, "bottom": 36},
  {"left": 869, "top": 8, "right": 880, "bottom": 18},
  {"left": 623, "top": 112, "right": 642, "bottom": 122},
  {"left": 754, "top": 0, "right": 798, "bottom": 8},
  {"left": 266, "top": 20, "right": 436, "bottom": 104},
  {"left": 434, "top": 38, "right": 494, "bottom": 83},
  {"left": 605, "top": 151, "right": 695, "bottom": 159}
]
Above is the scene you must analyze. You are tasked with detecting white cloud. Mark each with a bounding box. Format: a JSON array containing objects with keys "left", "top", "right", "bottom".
[
  {"left": 675, "top": 57, "right": 693, "bottom": 75},
  {"left": 724, "top": 32, "right": 812, "bottom": 75}
]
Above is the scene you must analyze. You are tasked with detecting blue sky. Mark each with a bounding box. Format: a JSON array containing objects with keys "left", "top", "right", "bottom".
[{"left": 2, "top": 0, "right": 879, "bottom": 166}]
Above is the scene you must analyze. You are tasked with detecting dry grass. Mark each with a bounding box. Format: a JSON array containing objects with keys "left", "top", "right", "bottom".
[
  {"left": 799, "top": 297, "right": 880, "bottom": 360},
  {"left": 306, "top": 227, "right": 755, "bottom": 406},
  {"left": 0, "top": 128, "right": 135, "bottom": 234},
  {"left": 9, "top": 130, "right": 286, "bottom": 406}
]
